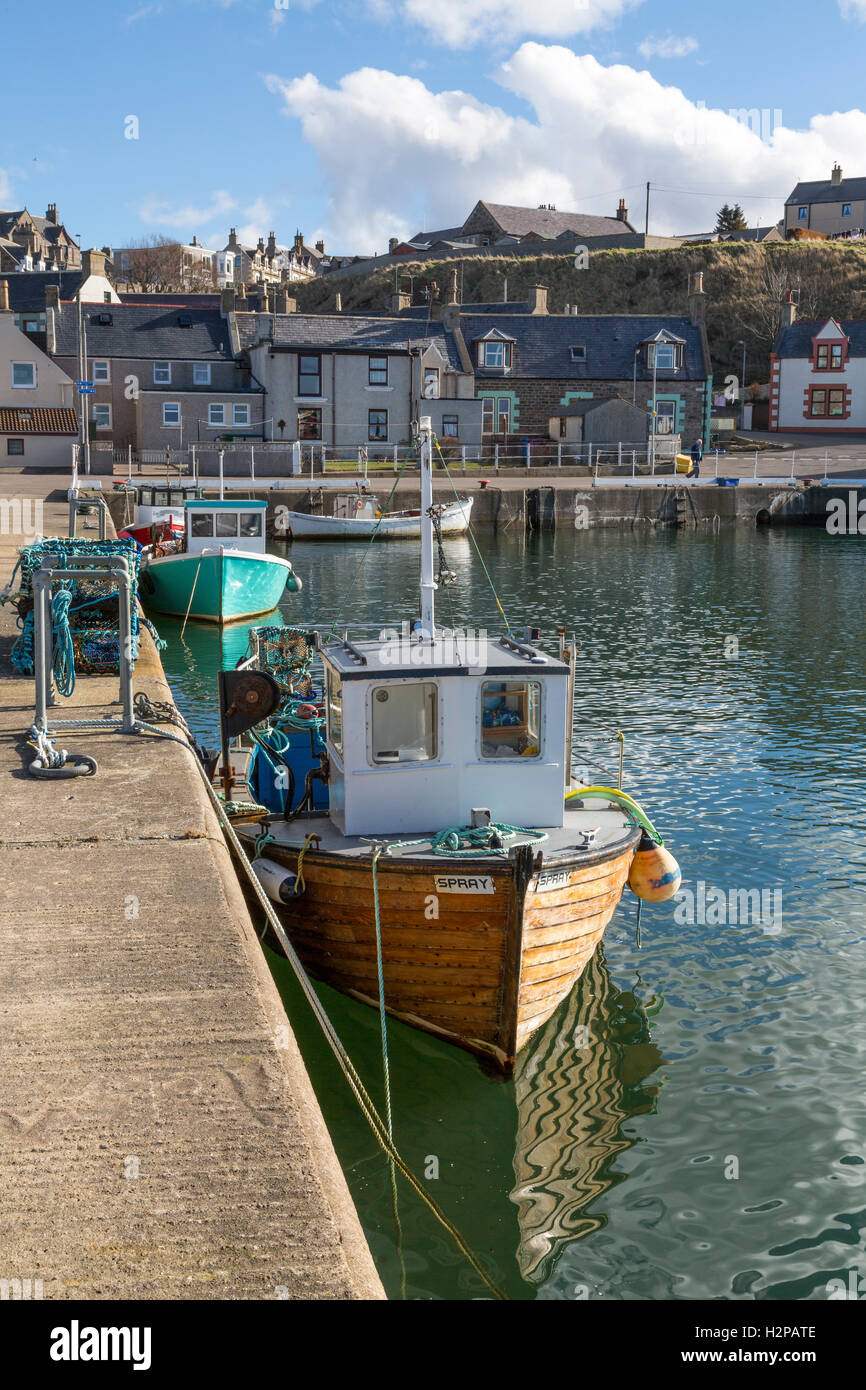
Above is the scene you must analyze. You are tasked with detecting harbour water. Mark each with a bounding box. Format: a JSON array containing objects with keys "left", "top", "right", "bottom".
[{"left": 160, "top": 526, "right": 866, "bottom": 1301}]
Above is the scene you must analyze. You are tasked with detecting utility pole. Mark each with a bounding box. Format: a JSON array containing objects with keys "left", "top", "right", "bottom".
[
  {"left": 645, "top": 182, "right": 651, "bottom": 237},
  {"left": 76, "top": 293, "right": 91, "bottom": 475}
]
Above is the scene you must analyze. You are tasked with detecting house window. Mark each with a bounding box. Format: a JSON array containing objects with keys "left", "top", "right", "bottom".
[
  {"left": 162, "top": 402, "right": 181, "bottom": 426},
  {"left": 298, "top": 407, "right": 322, "bottom": 440},
  {"left": 478, "top": 340, "right": 513, "bottom": 369},
  {"left": 370, "top": 682, "right": 438, "bottom": 764},
  {"left": 649, "top": 342, "right": 678, "bottom": 369},
  {"left": 654, "top": 400, "right": 677, "bottom": 433},
  {"left": 481, "top": 397, "right": 512, "bottom": 433},
  {"left": 441, "top": 415, "right": 459, "bottom": 437},
  {"left": 7, "top": 439, "right": 24, "bottom": 456},
  {"left": 11, "top": 362, "right": 36, "bottom": 388},
  {"left": 423, "top": 367, "right": 440, "bottom": 398},
  {"left": 570, "top": 345, "right": 587, "bottom": 362},
  {"left": 843, "top": 204, "right": 852, "bottom": 217},
  {"left": 232, "top": 404, "right": 251, "bottom": 427},
  {"left": 369, "top": 356, "right": 388, "bottom": 386},
  {"left": 92, "top": 404, "right": 112, "bottom": 430},
  {"left": 193, "top": 363, "right": 211, "bottom": 385},
  {"left": 798, "top": 207, "right": 808, "bottom": 221},
  {"left": 809, "top": 387, "right": 845, "bottom": 418},
  {"left": 327, "top": 668, "right": 343, "bottom": 757},
  {"left": 103, "top": 291, "right": 112, "bottom": 304},
  {"left": 298, "top": 354, "right": 321, "bottom": 396},
  {"left": 92, "top": 360, "right": 110, "bottom": 383},
  {"left": 153, "top": 361, "right": 171, "bottom": 384},
  {"left": 368, "top": 409, "right": 388, "bottom": 441},
  {"left": 480, "top": 680, "right": 542, "bottom": 759},
  {"left": 208, "top": 404, "right": 226, "bottom": 427}
]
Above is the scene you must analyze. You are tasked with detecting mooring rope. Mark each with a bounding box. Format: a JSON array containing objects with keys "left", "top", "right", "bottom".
[{"left": 130, "top": 717, "right": 508, "bottom": 1300}]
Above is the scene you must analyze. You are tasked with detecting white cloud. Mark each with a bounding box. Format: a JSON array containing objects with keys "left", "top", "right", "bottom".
[
  {"left": 136, "top": 189, "right": 238, "bottom": 231},
  {"left": 267, "top": 45, "right": 866, "bottom": 245},
  {"left": 638, "top": 34, "right": 698, "bottom": 59},
  {"left": 839, "top": 1, "right": 866, "bottom": 20},
  {"left": 398, "top": 0, "right": 643, "bottom": 46},
  {"left": 0, "top": 168, "right": 14, "bottom": 204}
]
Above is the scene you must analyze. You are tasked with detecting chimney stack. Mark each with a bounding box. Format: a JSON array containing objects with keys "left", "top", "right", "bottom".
[
  {"left": 0, "top": 279, "right": 9, "bottom": 313},
  {"left": 81, "top": 248, "right": 107, "bottom": 280},
  {"left": 45, "top": 284, "right": 60, "bottom": 311},
  {"left": 275, "top": 289, "right": 296, "bottom": 315},
  {"left": 528, "top": 283, "right": 549, "bottom": 315},
  {"left": 388, "top": 290, "right": 412, "bottom": 314},
  {"left": 688, "top": 270, "right": 706, "bottom": 325},
  {"left": 448, "top": 267, "right": 459, "bottom": 306},
  {"left": 832, "top": 163, "right": 843, "bottom": 185},
  {"left": 267, "top": 231, "right": 277, "bottom": 258},
  {"left": 45, "top": 203, "right": 58, "bottom": 224},
  {"left": 616, "top": 198, "right": 628, "bottom": 222},
  {"left": 780, "top": 290, "right": 797, "bottom": 329},
  {"left": 315, "top": 239, "right": 325, "bottom": 255},
  {"left": 221, "top": 287, "right": 236, "bottom": 316},
  {"left": 389, "top": 237, "right": 399, "bottom": 255}
]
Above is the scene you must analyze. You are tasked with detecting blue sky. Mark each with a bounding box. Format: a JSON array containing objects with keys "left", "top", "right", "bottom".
[{"left": 2, "top": 0, "right": 865, "bottom": 253}]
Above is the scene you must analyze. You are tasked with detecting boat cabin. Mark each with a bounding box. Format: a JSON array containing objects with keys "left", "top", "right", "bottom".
[
  {"left": 184, "top": 499, "right": 269, "bottom": 556},
  {"left": 320, "top": 631, "right": 571, "bottom": 836},
  {"left": 333, "top": 492, "right": 381, "bottom": 521}
]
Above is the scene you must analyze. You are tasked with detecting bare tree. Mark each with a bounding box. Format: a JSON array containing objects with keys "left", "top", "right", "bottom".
[{"left": 115, "top": 235, "right": 217, "bottom": 292}]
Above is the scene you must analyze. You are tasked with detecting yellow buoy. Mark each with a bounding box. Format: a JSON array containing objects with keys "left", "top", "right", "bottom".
[{"left": 628, "top": 832, "right": 682, "bottom": 903}]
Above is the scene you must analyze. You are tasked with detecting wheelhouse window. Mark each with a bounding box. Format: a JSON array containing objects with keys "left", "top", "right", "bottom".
[
  {"left": 215, "top": 512, "right": 239, "bottom": 538},
  {"left": 298, "top": 354, "right": 321, "bottom": 396},
  {"left": 809, "top": 387, "right": 845, "bottom": 418},
  {"left": 239, "top": 512, "right": 262, "bottom": 537},
  {"left": 190, "top": 513, "right": 214, "bottom": 537},
  {"left": 480, "top": 680, "right": 542, "bottom": 759},
  {"left": 326, "top": 668, "right": 343, "bottom": 757},
  {"left": 298, "top": 407, "right": 322, "bottom": 440},
  {"left": 369, "top": 356, "right": 388, "bottom": 386},
  {"left": 477, "top": 340, "right": 513, "bottom": 369},
  {"left": 368, "top": 409, "right": 388, "bottom": 441},
  {"left": 371, "top": 682, "right": 437, "bottom": 764}
]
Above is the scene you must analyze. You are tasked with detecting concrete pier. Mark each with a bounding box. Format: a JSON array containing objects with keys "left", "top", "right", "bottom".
[{"left": 0, "top": 474, "right": 383, "bottom": 1300}]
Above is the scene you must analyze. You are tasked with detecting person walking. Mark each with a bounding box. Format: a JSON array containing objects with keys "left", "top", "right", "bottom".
[{"left": 688, "top": 438, "right": 703, "bottom": 478}]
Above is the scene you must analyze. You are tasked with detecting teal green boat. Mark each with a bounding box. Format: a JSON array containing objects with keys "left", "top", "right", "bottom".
[{"left": 140, "top": 499, "right": 300, "bottom": 625}]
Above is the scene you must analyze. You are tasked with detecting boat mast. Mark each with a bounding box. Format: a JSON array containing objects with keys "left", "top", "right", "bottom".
[{"left": 418, "top": 415, "right": 436, "bottom": 639}]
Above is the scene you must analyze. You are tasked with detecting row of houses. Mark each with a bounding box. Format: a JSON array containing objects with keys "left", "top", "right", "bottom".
[{"left": 0, "top": 268, "right": 714, "bottom": 466}]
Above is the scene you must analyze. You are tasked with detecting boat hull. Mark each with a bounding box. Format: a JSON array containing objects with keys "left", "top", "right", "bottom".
[
  {"left": 237, "top": 829, "right": 639, "bottom": 1070},
  {"left": 286, "top": 499, "right": 472, "bottom": 540},
  {"left": 142, "top": 549, "right": 293, "bottom": 624}
]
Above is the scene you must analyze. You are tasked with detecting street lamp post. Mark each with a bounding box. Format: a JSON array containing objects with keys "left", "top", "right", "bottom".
[{"left": 738, "top": 339, "right": 747, "bottom": 430}]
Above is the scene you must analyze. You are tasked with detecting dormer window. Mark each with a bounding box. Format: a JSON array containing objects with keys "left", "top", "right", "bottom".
[
  {"left": 647, "top": 342, "right": 681, "bottom": 370},
  {"left": 478, "top": 340, "right": 513, "bottom": 369},
  {"left": 812, "top": 326, "right": 849, "bottom": 372},
  {"left": 570, "top": 345, "right": 587, "bottom": 362}
]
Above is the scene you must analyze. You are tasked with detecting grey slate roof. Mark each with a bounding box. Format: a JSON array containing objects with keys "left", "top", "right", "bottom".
[
  {"left": 786, "top": 177, "right": 866, "bottom": 206},
  {"left": 1, "top": 271, "right": 87, "bottom": 312},
  {"left": 52, "top": 303, "right": 234, "bottom": 359},
  {"left": 774, "top": 319, "right": 866, "bottom": 357},
  {"left": 238, "top": 312, "right": 460, "bottom": 367},
  {"left": 460, "top": 313, "right": 708, "bottom": 381},
  {"left": 475, "top": 201, "right": 634, "bottom": 239}
]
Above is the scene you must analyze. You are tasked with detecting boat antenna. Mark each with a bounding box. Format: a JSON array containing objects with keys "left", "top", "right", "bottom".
[{"left": 418, "top": 416, "right": 436, "bottom": 640}]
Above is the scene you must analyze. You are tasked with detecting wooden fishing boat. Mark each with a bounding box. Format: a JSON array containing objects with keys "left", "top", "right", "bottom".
[
  {"left": 284, "top": 493, "right": 472, "bottom": 540},
  {"left": 222, "top": 418, "right": 679, "bottom": 1071}
]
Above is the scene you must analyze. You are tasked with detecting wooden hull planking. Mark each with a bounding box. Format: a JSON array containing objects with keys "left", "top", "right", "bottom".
[{"left": 247, "top": 834, "right": 639, "bottom": 1069}]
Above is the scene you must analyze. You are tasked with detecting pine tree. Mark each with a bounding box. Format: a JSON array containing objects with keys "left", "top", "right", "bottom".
[{"left": 715, "top": 204, "right": 749, "bottom": 236}]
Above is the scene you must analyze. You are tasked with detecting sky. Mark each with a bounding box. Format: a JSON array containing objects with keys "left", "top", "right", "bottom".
[{"left": 2, "top": 0, "right": 866, "bottom": 256}]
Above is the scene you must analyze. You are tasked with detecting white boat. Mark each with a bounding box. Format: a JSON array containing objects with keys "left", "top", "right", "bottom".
[{"left": 283, "top": 494, "right": 472, "bottom": 540}]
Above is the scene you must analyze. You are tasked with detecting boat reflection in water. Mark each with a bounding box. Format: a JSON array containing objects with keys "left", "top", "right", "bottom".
[{"left": 510, "top": 949, "right": 664, "bottom": 1285}]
